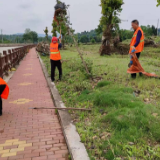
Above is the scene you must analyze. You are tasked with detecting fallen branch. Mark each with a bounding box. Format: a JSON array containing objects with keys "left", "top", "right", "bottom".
[{"left": 29, "top": 107, "right": 91, "bottom": 111}]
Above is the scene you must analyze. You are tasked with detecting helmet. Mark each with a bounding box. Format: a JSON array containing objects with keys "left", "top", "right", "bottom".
[{"left": 52, "top": 37, "right": 58, "bottom": 44}]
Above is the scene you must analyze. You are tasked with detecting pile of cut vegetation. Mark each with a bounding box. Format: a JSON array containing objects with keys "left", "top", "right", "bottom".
[{"left": 36, "top": 42, "right": 50, "bottom": 55}]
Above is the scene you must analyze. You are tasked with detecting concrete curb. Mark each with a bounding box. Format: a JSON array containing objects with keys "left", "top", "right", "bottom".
[{"left": 37, "top": 52, "right": 90, "bottom": 160}]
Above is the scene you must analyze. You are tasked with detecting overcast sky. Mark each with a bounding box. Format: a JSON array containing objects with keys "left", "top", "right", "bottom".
[{"left": 0, "top": 0, "right": 159, "bottom": 35}]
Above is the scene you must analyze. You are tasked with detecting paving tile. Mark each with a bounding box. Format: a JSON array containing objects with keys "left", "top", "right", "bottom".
[
  {"left": 1, "top": 152, "right": 17, "bottom": 157},
  {"left": 0, "top": 149, "right": 10, "bottom": 154},
  {"left": 0, "top": 48, "right": 69, "bottom": 160},
  {"left": 5, "top": 139, "right": 19, "bottom": 143},
  {"left": 10, "top": 147, "right": 24, "bottom": 153}
]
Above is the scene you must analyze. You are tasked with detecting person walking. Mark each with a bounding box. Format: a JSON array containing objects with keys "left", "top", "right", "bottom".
[
  {"left": 0, "top": 78, "right": 9, "bottom": 116},
  {"left": 50, "top": 36, "right": 62, "bottom": 82},
  {"left": 129, "top": 20, "right": 145, "bottom": 78}
]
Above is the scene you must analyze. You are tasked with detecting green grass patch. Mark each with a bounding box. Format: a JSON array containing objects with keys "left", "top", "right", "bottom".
[{"left": 40, "top": 44, "right": 160, "bottom": 160}]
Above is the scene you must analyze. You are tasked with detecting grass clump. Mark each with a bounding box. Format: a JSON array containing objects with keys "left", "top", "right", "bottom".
[{"left": 96, "top": 80, "right": 111, "bottom": 88}]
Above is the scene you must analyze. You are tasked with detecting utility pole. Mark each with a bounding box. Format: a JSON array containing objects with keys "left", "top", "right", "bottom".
[
  {"left": 1, "top": 29, "right": 3, "bottom": 43},
  {"left": 157, "top": 19, "right": 159, "bottom": 36}
]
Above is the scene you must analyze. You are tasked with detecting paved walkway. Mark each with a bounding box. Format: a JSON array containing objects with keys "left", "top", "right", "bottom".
[{"left": 0, "top": 48, "right": 69, "bottom": 160}]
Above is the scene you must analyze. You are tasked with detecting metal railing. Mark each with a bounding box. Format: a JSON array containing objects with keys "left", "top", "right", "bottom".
[{"left": 0, "top": 45, "right": 36, "bottom": 78}]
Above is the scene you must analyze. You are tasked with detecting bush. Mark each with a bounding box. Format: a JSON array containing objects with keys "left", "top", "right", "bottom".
[{"left": 91, "top": 38, "right": 96, "bottom": 44}]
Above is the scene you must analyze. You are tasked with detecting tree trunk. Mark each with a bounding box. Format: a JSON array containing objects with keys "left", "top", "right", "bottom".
[
  {"left": 62, "top": 35, "right": 65, "bottom": 49},
  {"left": 100, "top": 25, "right": 112, "bottom": 56}
]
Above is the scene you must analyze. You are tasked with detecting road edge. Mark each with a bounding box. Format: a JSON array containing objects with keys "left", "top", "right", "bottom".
[{"left": 37, "top": 52, "right": 90, "bottom": 160}]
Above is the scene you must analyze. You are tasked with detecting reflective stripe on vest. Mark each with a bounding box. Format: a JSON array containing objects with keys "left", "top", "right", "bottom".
[
  {"left": 50, "top": 51, "right": 60, "bottom": 54},
  {"left": 131, "top": 39, "right": 144, "bottom": 48},
  {"left": 133, "top": 34, "right": 137, "bottom": 37}
]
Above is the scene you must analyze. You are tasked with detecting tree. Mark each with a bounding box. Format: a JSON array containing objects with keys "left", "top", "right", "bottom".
[
  {"left": 141, "top": 25, "right": 157, "bottom": 37},
  {"left": 25, "top": 28, "right": 31, "bottom": 34},
  {"left": 23, "top": 29, "right": 38, "bottom": 43},
  {"left": 80, "top": 35, "right": 89, "bottom": 43},
  {"left": 44, "top": 27, "right": 49, "bottom": 41},
  {"left": 51, "top": 0, "right": 69, "bottom": 49},
  {"left": 91, "top": 38, "right": 96, "bottom": 44},
  {"left": 29, "top": 31, "right": 38, "bottom": 43},
  {"left": 99, "top": 0, "right": 124, "bottom": 55},
  {"left": 23, "top": 33, "right": 30, "bottom": 43},
  {"left": 151, "top": 25, "right": 157, "bottom": 36},
  {"left": 119, "top": 29, "right": 133, "bottom": 41},
  {"left": 52, "top": 21, "right": 58, "bottom": 37},
  {"left": 157, "top": 0, "right": 160, "bottom": 6}
]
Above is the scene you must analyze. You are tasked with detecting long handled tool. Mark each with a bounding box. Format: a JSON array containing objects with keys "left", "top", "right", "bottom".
[{"left": 29, "top": 107, "right": 91, "bottom": 111}]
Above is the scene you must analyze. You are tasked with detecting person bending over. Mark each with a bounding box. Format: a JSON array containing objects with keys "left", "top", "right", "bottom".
[{"left": 129, "top": 20, "right": 144, "bottom": 78}]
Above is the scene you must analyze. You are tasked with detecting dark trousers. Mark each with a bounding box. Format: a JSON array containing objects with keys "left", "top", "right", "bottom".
[
  {"left": 0, "top": 85, "right": 6, "bottom": 114},
  {"left": 131, "top": 52, "right": 142, "bottom": 78},
  {"left": 50, "top": 60, "right": 62, "bottom": 81}
]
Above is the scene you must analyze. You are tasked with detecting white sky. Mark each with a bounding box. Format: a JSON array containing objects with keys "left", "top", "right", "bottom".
[{"left": 0, "top": 0, "right": 159, "bottom": 35}]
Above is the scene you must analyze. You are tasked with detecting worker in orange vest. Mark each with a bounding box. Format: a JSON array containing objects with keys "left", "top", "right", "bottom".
[
  {"left": 50, "top": 36, "right": 62, "bottom": 82},
  {"left": 129, "top": 20, "right": 145, "bottom": 78},
  {"left": 0, "top": 78, "right": 9, "bottom": 116}
]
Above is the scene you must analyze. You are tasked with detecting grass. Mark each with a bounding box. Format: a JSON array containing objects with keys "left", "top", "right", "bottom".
[{"left": 40, "top": 44, "right": 160, "bottom": 160}]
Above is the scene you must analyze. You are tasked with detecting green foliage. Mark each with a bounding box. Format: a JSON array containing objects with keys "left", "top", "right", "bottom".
[
  {"left": 44, "top": 27, "right": 49, "bottom": 40},
  {"left": 80, "top": 35, "right": 89, "bottom": 43},
  {"left": 119, "top": 29, "right": 133, "bottom": 41},
  {"left": 77, "top": 30, "right": 101, "bottom": 43},
  {"left": 23, "top": 29, "right": 38, "bottom": 43},
  {"left": 91, "top": 39, "right": 96, "bottom": 44},
  {"left": 95, "top": 25, "right": 103, "bottom": 35},
  {"left": 100, "top": 0, "right": 123, "bottom": 28},
  {"left": 38, "top": 36, "right": 52, "bottom": 43},
  {"left": 51, "top": 20, "right": 57, "bottom": 37},
  {"left": 141, "top": 25, "right": 157, "bottom": 37},
  {"left": 157, "top": 0, "right": 160, "bottom": 6}
]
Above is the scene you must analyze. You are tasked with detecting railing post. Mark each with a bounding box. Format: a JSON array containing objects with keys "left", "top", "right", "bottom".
[{"left": 0, "top": 45, "right": 36, "bottom": 77}]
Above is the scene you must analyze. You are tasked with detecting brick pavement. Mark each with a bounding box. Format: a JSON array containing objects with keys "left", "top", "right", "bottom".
[{"left": 0, "top": 48, "right": 69, "bottom": 160}]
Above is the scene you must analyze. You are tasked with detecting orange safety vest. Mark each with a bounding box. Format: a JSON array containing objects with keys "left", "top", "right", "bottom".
[
  {"left": 50, "top": 43, "right": 61, "bottom": 61},
  {"left": 0, "top": 78, "right": 9, "bottom": 99},
  {"left": 129, "top": 27, "right": 144, "bottom": 54}
]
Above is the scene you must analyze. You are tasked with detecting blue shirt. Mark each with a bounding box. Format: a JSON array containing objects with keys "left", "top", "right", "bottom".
[{"left": 134, "top": 30, "right": 142, "bottom": 47}]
